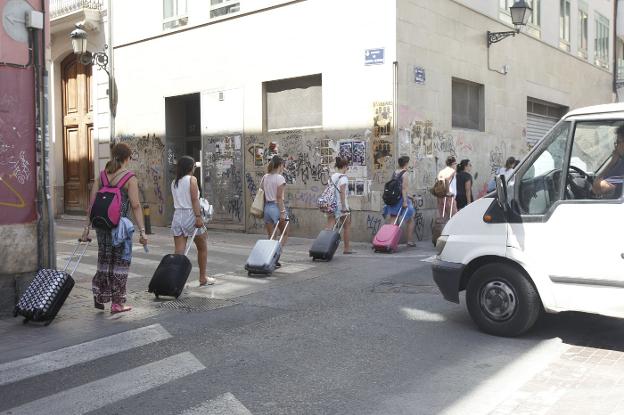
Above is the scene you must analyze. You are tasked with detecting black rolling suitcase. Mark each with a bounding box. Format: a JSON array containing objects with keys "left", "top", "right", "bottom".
[
  {"left": 309, "top": 213, "right": 349, "bottom": 261},
  {"left": 14, "top": 239, "right": 90, "bottom": 326},
  {"left": 148, "top": 228, "right": 199, "bottom": 298}
]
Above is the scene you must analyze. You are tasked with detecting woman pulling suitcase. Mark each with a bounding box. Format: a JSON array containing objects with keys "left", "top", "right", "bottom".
[
  {"left": 81, "top": 143, "right": 148, "bottom": 314},
  {"left": 170, "top": 156, "right": 214, "bottom": 286},
  {"left": 325, "top": 156, "right": 353, "bottom": 254}
]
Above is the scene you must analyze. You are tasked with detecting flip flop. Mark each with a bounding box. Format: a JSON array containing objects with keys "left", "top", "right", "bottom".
[
  {"left": 110, "top": 304, "right": 132, "bottom": 314},
  {"left": 343, "top": 251, "right": 356, "bottom": 254}
]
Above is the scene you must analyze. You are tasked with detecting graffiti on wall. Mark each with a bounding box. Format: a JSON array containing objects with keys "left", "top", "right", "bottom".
[
  {"left": 116, "top": 133, "right": 167, "bottom": 216},
  {"left": 0, "top": 77, "right": 37, "bottom": 224},
  {"left": 203, "top": 135, "right": 244, "bottom": 223}
]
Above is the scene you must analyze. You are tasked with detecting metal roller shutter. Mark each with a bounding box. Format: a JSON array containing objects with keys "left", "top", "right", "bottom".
[{"left": 526, "top": 113, "right": 558, "bottom": 147}]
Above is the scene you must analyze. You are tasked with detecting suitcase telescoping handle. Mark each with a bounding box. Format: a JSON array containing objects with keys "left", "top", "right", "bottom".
[
  {"left": 183, "top": 227, "right": 203, "bottom": 256},
  {"left": 333, "top": 212, "right": 350, "bottom": 234},
  {"left": 64, "top": 239, "right": 92, "bottom": 276},
  {"left": 394, "top": 207, "right": 409, "bottom": 227},
  {"left": 269, "top": 219, "right": 290, "bottom": 243}
]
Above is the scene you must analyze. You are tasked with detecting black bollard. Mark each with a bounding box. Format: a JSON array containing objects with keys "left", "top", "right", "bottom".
[{"left": 143, "top": 205, "right": 152, "bottom": 235}]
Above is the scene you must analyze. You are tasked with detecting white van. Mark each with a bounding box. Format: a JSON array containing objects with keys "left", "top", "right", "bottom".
[{"left": 432, "top": 103, "right": 624, "bottom": 337}]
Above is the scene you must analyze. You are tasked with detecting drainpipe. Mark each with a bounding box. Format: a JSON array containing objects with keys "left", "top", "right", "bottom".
[
  {"left": 614, "top": 0, "right": 620, "bottom": 101},
  {"left": 41, "top": 0, "right": 55, "bottom": 268},
  {"left": 33, "top": 25, "right": 44, "bottom": 270},
  {"left": 108, "top": 0, "right": 115, "bottom": 143},
  {"left": 393, "top": 60, "right": 399, "bottom": 159}
]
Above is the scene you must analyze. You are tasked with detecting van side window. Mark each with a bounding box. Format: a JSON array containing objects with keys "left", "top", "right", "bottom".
[
  {"left": 565, "top": 121, "right": 624, "bottom": 201},
  {"left": 517, "top": 122, "right": 570, "bottom": 215}
]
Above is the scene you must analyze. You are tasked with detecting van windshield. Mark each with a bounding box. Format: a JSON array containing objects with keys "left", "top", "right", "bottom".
[{"left": 515, "top": 119, "right": 624, "bottom": 215}]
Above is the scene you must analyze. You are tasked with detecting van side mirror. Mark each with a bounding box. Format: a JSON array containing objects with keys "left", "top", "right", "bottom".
[{"left": 495, "top": 174, "right": 509, "bottom": 212}]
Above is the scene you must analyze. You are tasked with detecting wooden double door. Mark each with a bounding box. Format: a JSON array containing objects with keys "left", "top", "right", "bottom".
[{"left": 61, "top": 54, "right": 94, "bottom": 214}]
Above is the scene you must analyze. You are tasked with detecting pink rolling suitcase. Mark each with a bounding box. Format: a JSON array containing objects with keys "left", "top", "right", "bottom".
[{"left": 372, "top": 208, "right": 409, "bottom": 253}]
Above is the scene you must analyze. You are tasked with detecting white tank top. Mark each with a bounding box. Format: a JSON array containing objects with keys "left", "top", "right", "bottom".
[{"left": 171, "top": 175, "right": 193, "bottom": 209}]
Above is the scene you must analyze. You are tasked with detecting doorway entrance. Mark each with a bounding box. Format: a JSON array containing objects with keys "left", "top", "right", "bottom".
[{"left": 61, "top": 54, "right": 94, "bottom": 214}]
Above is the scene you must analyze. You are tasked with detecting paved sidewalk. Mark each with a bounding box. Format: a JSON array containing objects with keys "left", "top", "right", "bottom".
[{"left": 0, "top": 219, "right": 434, "bottom": 361}]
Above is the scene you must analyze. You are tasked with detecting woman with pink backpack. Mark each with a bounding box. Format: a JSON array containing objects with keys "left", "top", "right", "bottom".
[{"left": 81, "top": 143, "right": 148, "bottom": 314}]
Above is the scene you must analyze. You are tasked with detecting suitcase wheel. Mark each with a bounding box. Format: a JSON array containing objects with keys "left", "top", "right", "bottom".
[
  {"left": 22, "top": 318, "right": 29, "bottom": 325},
  {"left": 44, "top": 320, "right": 53, "bottom": 327},
  {"left": 12, "top": 308, "right": 18, "bottom": 318},
  {"left": 311, "top": 258, "right": 316, "bottom": 262},
  {"left": 154, "top": 294, "right": 160, "bottom": 299}
]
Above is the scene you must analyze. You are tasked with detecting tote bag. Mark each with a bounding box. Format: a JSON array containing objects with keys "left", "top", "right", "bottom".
[{"left": 250, "top": 176, "right": 265, "bottom": 218}]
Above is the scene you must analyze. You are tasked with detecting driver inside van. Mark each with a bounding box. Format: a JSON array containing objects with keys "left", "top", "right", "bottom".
[{"left": 592, "top": 124, "right": 624, "bottom": 198}]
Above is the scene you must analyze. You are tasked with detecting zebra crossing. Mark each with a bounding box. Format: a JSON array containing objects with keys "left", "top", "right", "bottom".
[{"left": 0, "top": 324, "right": 252, "bottom": 415}]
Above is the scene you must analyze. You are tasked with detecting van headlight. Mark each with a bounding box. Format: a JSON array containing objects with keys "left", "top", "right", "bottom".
[{"left": 435, "top": 236, "right": 448, "bottom": 256}]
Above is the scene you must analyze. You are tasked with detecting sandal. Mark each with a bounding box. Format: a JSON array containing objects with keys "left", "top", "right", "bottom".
[
  {"left": 110, "top": 303, "right": 132, "bottom": 314},
  {"left": 343, "top": 251, "right": 356, "bottom": 255},
  {"left": 407, "top": 241, "right": 417, "bottom": 247},
  {"left": 199, "top": 277, "right": 216, "bottom": 286}
]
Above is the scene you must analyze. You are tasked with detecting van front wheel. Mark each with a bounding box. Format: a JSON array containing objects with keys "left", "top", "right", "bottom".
[{"left": 466, "top": 263, "right": 541, "bottom": 337}]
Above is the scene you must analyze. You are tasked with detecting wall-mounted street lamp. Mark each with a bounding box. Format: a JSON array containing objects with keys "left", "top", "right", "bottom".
[
  {"left": 487, "top": 0, "right": 532, "bottom": 47},
  {"left": 70, "top": 24, "right": 110, "bottom": 78},
  {"left": 70, "top": 23, "right": 116, "bottom": 119}
]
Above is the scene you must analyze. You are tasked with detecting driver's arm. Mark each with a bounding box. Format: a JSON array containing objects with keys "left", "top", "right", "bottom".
[{"left": 592, "top": 156, "right": 618, "bottom": 195}]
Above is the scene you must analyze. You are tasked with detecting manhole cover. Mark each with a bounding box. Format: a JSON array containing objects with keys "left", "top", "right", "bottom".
[
  {"left": 157, "top": 297, "right": 237, "bottom": 312},
  {"left": 371, "top": 281, "right": 440, "bottom": 294}
]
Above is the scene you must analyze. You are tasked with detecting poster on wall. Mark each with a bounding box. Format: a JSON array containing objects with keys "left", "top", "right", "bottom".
[
  {"left": 338, "top": 139, "right": 367, "bottom": 178},
  {"left": 373, "top": 101, "right": 393, "bottom": 137}
]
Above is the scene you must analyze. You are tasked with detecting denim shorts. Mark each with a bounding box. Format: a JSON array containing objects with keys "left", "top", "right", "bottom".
[{"left": 264, "top": 201, "right": 280, "bottom": 224}]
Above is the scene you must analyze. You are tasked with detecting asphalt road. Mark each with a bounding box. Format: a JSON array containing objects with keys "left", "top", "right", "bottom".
[{"left": 1, "top": 221, "right": 624, "bottom": 414}]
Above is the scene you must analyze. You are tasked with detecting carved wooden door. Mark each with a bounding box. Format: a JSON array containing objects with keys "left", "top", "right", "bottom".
[{"left": 61, "top": 54, "right": 94, "bottom": 214}]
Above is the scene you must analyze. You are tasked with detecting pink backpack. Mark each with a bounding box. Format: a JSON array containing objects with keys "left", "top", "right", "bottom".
[{"left": 89, "top": 170, "right": 135, "bottom": 229}]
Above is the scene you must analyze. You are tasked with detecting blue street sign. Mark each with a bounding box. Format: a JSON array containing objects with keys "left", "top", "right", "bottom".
[
  {"left": 414, "top": 66, "right": 426, "bottom": 84},
  {"left": 365, "top": 48, "right": 385, "bottom": 65}
]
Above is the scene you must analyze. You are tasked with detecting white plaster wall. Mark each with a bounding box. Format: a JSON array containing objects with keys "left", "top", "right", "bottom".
[
  {"left": 452, "top": 0, "right": 615, "bottom": 68},
  {"left": 112, "top": 0, "right": 397, "bottom": 136},
  {"left": 397, "top": 0, "right": 613, "bottom": 201}
]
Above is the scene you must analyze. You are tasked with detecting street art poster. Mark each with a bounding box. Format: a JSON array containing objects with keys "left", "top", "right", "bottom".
[
  {"left": 373, "top": 101, "right": 393, "bottom": 137},
  {"left": 338, "top": 139, "right": 367, "bottom": 178},
  {"left": 372, "top": 138, "right": 392, "bottom": 170}
]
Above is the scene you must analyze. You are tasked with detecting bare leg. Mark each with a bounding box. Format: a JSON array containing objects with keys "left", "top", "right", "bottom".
[
  {"left": 342, "top": 215, "right": 352, "bottom": 253},
  {"left": 277, "top": 219, "right": 288, "bottom": 247},
  {"left": 405, "top": 218, "right": 416, "bottom": 245},
  {"left": 194, "top": 233, "right": 208, "bottom": 282},
  {"left": 173, "top": 235, "right": 187, "bottom": 255},
  {"left": 326, "top": 215, "right": 336, "bottom": 231},
  {"left": 265, "top": 223, "right": 274, "bottom": 239}
]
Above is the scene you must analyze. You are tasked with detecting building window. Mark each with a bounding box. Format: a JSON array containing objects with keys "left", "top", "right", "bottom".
[
  {"left": 264, "top": 74, "right": 322, "bottom": 131},
  {"left": 595, "top": 14, "right": 610, "bottom": 69},
  {"left": 452, "top": 78, "right": 484, "bottom": 132},
  {"left": 578, "top": 2, "right": 588, "bottom": 59},
  {"left": 559, "top": 0, "right": 571, "bottom": 51},
  {"left": 163, "top": 0, "right": 187, "bottom": 30},
  {"left": 499, "top": 0, "right": 540, "bottom": 38},
  {"left": 210, "top": 0, "right": 240, "bottom": 18}
]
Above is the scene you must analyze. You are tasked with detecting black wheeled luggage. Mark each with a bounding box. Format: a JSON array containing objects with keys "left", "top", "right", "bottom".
[
  {"left": 148, "top": 228, "right": 199, "bottom": 298},
  {"left": 14, "top": 239, "right": 90, "bottom": 326},
  {"left": 245, "top": 220, "right": 289, "bottom": 276},
  {"left": 309, "top": 213, "right": 349, "bottom": 261}
]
